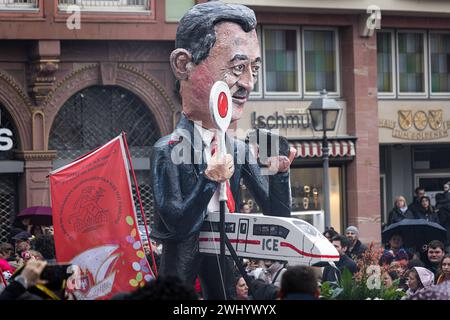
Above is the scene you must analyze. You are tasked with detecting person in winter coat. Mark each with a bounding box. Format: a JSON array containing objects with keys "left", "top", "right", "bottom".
[
  {"left": 387, "top": 196, "right": 415, "bottom": 226},
  {"left": 344, "top": 226, "right": 367, "bottom": 261},
  {"left": 436, "top": 254, "right": 450, "bottom": 284},
  {"left": 415, "top": 196, "right": 440, "bottom": 223},
  {"left": 408, "top": 187, "right": 426, "bottom": 218},
  {"left": 403, "top": 266, "right": 435, "bottom": 299},
  {"left": 435, "top": 183, "right": 450, "bottom": 210},
  {"left": 322, "top": 235, "right": 358, "bottom": 283}
]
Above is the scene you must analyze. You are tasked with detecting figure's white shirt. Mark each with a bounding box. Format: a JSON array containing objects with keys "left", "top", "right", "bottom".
[{"left": 194, "top": 123, "right": 220, "bottom": 213}]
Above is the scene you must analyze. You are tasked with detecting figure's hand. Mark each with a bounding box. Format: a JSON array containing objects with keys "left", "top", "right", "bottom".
[
  {"left": 266, "top": 147, "right": 297, "bottom": 174},
  {"left": 205, "top": 153, "right": 234, "bottom": 183},
  {"left": 20, "top": 260, "right": 48, "bottom": 287}
]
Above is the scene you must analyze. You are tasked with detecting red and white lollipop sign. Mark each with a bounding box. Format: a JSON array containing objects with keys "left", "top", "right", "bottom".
[
  {"left": 209, "top": 81, "right": 232, "bottom": 132},
  {"left": 209, "top": 81, "right": 232, "bottom": 202}
]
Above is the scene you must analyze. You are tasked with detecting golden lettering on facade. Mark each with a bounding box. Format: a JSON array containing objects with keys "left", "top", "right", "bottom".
[
  {"left": 378, "top": 119, "right": 396, "bottom": 129},
  {"left": 383, "top": 109, "right": 448, "bottom": 141},
  {"left": 392, "top": 129, "right": 448, "bottom": 140}
]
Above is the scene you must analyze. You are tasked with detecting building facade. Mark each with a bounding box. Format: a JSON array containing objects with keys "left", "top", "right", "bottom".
[
  {"left": 224, "top": 0, "right": 450, "bottom": 244},
  {"left": 0, "top": 0, "right": 208, "bottom": 242},
  {"left": 1, "top": 0, "right": 450, "bottom": 245}
]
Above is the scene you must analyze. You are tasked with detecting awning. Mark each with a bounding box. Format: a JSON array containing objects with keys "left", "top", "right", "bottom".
[{"left": 289, "top": 139, "right": 356, "bottom": 158}]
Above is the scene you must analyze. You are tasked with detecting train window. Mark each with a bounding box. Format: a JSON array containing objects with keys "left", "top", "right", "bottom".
[
  {"left": 270, "top": 225, "right": 278, "bottom": 236},
  {"left": 292, "top": 220, "right": 319, "bottom": 237},
  {"left": 201, "top": 222, "right": 236, "bottom": 233},
  {"left": 240, "top": 223, "right": 247, "bottom": 234},
  {"left": 253, "top": 224, "right": 290, "bottom": 239},
  {"left": 278, "top": 226, "right": 289, "bottom": 238}
]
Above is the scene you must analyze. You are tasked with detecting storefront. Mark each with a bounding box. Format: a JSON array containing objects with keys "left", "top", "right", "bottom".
[
  {"left": 379, "top": 101, "right": 450, "bottom": 223},
  {"left": 237, "top": 100, "right": 356, "bottom": 233},
  {"left": 0, "top": 104, "right": 23, "bottom": 243}
]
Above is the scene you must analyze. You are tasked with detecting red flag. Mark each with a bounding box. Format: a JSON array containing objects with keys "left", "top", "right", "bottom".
[{"left": 49, "top": 135, "right": 154, "bottom": 300}]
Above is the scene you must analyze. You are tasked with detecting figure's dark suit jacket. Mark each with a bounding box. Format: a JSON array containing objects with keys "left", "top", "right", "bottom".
[{"left": 151, "top": 114, "right": 292, "bottom": 242}]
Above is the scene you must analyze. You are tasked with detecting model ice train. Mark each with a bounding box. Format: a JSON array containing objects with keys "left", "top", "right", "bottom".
[{"left": 199, "top": 212, "right": 339, "bottom": 266}]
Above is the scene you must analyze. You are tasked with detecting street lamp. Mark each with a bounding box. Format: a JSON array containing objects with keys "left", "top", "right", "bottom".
[{"left": 308, "top": 89, "right": 341, "bottom": 230}]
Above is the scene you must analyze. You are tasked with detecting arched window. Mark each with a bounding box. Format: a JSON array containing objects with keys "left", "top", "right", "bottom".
[
  {"left": 0, "top": 104, "right": 20, "bottom": 243},
  {"left": 49, "top": 86, "right": 162, "bottom": 226}
]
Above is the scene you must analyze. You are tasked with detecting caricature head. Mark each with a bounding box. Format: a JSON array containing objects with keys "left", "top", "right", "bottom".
[{"left": 171, "top": 1, "right": 261, "bottom": 129}]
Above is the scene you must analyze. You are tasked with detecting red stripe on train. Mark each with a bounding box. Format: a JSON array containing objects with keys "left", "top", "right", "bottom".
[
  {"left": 199, "top": 238, "right": 260, "bottom": 245},
  {"left": 280, "top": 242, "right": 339, "bottom": 259}
]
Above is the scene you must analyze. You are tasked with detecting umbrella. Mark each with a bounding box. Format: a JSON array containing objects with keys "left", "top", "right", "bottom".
[
  {"left": 16, "top": 206, "right": 53, "bottom": 226},
  {"left": 382, "top": 219, "right": 447, "bottom": 248}
]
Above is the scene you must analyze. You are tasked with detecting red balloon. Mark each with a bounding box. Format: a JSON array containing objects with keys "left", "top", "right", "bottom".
[{"left": 218, "top": 92, "right": 228, "bottom": 118}]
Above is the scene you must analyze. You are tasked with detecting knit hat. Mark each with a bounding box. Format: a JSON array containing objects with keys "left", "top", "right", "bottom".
[{"left": 345, "top": 226, "right": 359, "bottom": 235}]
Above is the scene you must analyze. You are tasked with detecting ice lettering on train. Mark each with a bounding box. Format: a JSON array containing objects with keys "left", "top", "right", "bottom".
[{"left": 262, "top": 238, "right": 279, "bottom": 251}]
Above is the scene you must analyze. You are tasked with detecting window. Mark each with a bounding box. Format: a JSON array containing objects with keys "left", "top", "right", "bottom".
[
  {"left": 290, "top": 167, "right": 342, "bottom": 233},
  {"left": 257, "top": 26, "right": 340, "bottom": 98},
  {"left": 263, "top": 27, "right": 299, "bottom": 93},
  {"left": 397, "top": 31, "right": 427, "bottom": 95},
  {"left": 0, "top": 0, "right": 38, "bottom": 9},
  {"left": 253, "top": 224, "right": 289, "bottom": 239},
  {"left": 430, "top": 32, "right": 450, "bottom": 94},
  {"left": 303, "top": 29, "right": 338, "bottom": 94},
  {"left": 377, "top": 31, "right": 395, "bottom": 94},
  {"left": 165, "top": 0, "right": 194, "bottom": 22},
  {"left": 57, "top": 0, "right": 150, "bottom": 12},
  {"left": 200, "top": 222, "right": 236, "bottom": 234}
]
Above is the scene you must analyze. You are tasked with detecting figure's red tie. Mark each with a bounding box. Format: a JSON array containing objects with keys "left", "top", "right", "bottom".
[{"left": 211, "top": 136, "right": 235, "bottom": 213}]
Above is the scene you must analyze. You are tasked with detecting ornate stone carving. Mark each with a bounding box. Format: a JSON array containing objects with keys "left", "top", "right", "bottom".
[
  {"left": 44, "top": 63, "right": 177, "bottom": 140},
  {"left": 44, "top": 63, "right": 99, "bottom": 111},
  {"left": 118, "top": 63, "right": 176, "bottom": 112},
  {"left": 100, "top": 62, "right": 117, "bottom": 85},
  {"left": 15, "top": 150, "right": 57, "bottom": 161},
  {"left": 0, "top": 71, "right": 33, "bottom": 150},
  {"left": 28, "top": 59, "right": 60, "bottom": 106}
]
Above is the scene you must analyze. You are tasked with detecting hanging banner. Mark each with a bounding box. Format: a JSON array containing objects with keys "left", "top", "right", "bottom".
[{"left": 49, "top": 135, "right": 154, "bottom": 300}]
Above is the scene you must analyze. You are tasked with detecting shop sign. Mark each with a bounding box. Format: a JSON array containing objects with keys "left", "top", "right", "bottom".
[
  {"left": 379, "top": 109, "right": 449, "bottom": 141},
  {"left": 251, "top": 111, "right": 311, "bottom": 129},
  {"left": 0, "top": 128, "right": 13, "bottom": 151}
]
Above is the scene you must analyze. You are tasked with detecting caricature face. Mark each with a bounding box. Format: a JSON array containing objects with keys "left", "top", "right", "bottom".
[{"left": 179, "top": 22, "right": 261, "bottom": 128}]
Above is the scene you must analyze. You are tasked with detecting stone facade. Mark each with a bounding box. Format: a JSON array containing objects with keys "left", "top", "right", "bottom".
[{"left": 0, "top": 39, "right": 181, "bottom": 210}]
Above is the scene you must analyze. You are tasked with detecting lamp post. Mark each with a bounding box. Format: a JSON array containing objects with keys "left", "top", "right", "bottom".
[{"left": 308, "top": 89, "right": 341, "bottom": 230}]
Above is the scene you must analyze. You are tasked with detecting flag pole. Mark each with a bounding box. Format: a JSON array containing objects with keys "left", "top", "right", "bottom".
[{"left": 121, "top": 132, "right": 158, "bottom": 278}]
